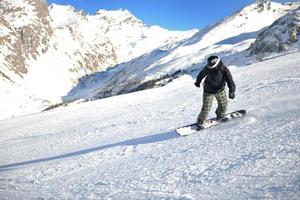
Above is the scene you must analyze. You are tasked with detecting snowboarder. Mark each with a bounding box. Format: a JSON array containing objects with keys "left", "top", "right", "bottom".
[{"left": 194, "top": 55, "right": 236, "bottom": 128}]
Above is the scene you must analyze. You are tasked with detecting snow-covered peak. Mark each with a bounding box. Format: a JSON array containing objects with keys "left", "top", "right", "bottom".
[
  {"left": 49, "top": 3, "right": 86, "bottom": 28},
  {"left": 188, "top": 1, "right": 300, "bottom": 49},
  {"left": 84, "top": 8, "right": 195, "bottom": 62},
  {"left": 47, "top": 3, "right": 192, "bottom": 62},
  {"left": 240, "top": 1, "right": 297, "bottom": 17},
  {"left": 96, "top": 8, "right": 142, "bottom": 24}
]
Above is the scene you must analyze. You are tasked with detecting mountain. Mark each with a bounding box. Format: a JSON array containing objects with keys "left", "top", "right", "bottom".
[
  {"left": 0, "top": 0, "right": 52, "bottom": 83},
  {"left": 0, "top": 1, "right": 196, "bottom": 120},
  {"left": 249, "top": 6, "right": 300, "bottom": 58},
  {"left": 0, "top": 0, "right": 53, "bottom": 119},
  {"left": 63, "top": 1, "right": 300, "bottom": 103},
  {"left": 1, "top": 49, "right": 299, "bottom": 199},
  {"left": 181, "top": 0, "right": 297, "bottom": 49},
  {"left": 48, "top": 4, "right": 196, "bottom": 71}
]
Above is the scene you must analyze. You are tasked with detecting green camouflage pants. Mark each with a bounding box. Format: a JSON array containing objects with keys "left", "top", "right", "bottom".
[{"left": 197, "top": 89, "right": 228, "bottom": 125}]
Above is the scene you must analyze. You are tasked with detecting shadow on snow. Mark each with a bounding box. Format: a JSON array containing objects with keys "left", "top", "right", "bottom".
[{"left": 0, "top": 131, "right": 178, "bottom": 172}]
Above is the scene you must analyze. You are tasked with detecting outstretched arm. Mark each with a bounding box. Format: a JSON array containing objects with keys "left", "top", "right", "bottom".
[{"left": 194, "top": 67, "right": 207, "bottom": 87}]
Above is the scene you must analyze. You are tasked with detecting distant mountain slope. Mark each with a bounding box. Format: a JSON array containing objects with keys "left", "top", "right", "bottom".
[
  {"left": 48, "top": 4, "right": 196, "bottom": 71},
  {"left": 63, "top": 1, "right": 300, "bottom": 104},
  {"left": 182, "top": 1, "right": 298, "bottom": 48},
  {"left": 0, "top": 1, "right": 195, "bottom": 120}
]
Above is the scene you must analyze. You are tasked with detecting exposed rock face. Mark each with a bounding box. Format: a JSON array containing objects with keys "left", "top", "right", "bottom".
[
  {"left": 249, "top": 7, "right": 300, "bottom": 58},
  {"left": 47, "top": 4, "right": 119, "bottom": 76},
  {"left": 256, "top": 0, "right": 271, "bottom": 12},
  {"left": 0, "top": 0, "right": 52, "bottom": 82}
]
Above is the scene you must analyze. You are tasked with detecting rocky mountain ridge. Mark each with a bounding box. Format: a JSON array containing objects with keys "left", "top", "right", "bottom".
[{"left": 249, "top": 6, "right": 300, "bottom": 58}]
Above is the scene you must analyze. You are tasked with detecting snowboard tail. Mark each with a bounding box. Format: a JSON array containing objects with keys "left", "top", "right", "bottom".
[{"left": 175, "top": 110, "right": 246, "bottom": 136}]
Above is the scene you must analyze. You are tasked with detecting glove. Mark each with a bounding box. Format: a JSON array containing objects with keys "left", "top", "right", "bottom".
[
  {"left": 194, "top": 82, "right": 200, "bottom": 88},
  {"left": 229, "top": 92, "right": 235, "bottom": 99}
]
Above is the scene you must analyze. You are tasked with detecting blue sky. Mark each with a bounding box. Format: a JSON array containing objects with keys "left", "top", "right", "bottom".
[{"left": 47, "top": 0, "right": 296, "bottom": 30}]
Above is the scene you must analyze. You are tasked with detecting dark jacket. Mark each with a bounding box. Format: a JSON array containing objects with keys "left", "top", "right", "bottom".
[{"left": 195, "top": 61, "right": 236, "bottom": 94}]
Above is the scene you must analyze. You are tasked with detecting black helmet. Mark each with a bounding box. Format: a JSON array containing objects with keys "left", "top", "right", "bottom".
[{"left": 207, "top": 55, "right": 220, "bottom": 69}]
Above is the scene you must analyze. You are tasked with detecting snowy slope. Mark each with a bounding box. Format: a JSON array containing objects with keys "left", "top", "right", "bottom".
[
  {"left": 0, "top": 50, "right": 299, "bottom": 199},
  {"left": 64, "top": 1, "right": 300, "bottom": 103},
  {"left": 186, "top": 1, "right": 298, "bottom": 49}
]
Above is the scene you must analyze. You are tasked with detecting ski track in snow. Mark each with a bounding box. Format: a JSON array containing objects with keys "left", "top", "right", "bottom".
[{"left": 0, "top": 53, "right": 300, "bottom": 199}]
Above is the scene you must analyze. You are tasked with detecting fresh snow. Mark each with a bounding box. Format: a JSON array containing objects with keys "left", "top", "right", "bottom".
[
  {"left": 0, "top": 52, "right": 299, "bottom": 199},
  {"left": 48, "top": 4, "right": 81, "bottom": 28}
]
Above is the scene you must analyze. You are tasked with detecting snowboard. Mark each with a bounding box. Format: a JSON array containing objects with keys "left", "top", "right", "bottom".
[{"left": 175, "top": 110, "right": 246, "bottom": 136}]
